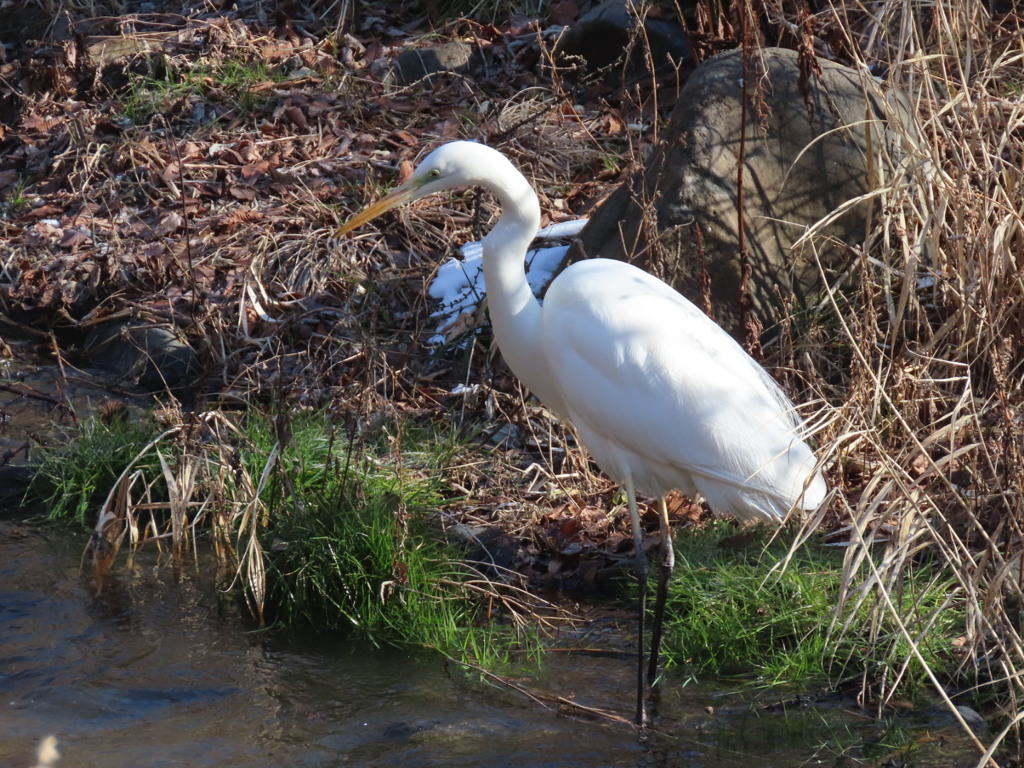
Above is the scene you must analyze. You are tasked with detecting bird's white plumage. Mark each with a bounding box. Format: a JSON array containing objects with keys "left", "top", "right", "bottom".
[
  {"left": 539, "top": 258, "right": 825, "bottom": 521},
  {"left": 339, "top": 139, "right": 827, "bottom": 723}
]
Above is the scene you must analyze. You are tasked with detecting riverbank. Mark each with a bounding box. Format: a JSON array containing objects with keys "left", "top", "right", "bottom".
[{"left": 3, "top": 1, "right": 1024, "bottom": 763}]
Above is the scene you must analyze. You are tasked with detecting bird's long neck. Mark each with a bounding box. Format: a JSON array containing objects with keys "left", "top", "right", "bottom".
[{"left": 480, "top": 166, "right": 564, "bottom": 414}]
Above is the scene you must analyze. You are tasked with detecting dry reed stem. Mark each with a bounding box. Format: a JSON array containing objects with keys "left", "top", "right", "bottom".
[{"left": 772, "top": 1, "right": 1024, "bottom": 757}]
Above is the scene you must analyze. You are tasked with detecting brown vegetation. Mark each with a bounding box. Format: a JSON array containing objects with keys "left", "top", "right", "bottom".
[{"left": 3, "top": 0, "right": 1024, "bottom": 760}]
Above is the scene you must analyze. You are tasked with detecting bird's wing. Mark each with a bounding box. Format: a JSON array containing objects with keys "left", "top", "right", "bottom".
[{"left": 540, "top": 259, "right": 823, "bottom": 512}]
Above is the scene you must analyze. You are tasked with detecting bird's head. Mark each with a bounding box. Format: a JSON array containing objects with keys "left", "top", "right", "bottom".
[{"left": 337, "top": 141, "right": 498, "bottom": 236}]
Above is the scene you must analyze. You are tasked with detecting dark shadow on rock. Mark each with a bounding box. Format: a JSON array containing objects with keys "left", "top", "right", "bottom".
[
  {"left": 83, "top": 321, "right": 199, "bottom": 394},
  {"left": 553, "top": 0, "right": 693, "bottom": 85}
]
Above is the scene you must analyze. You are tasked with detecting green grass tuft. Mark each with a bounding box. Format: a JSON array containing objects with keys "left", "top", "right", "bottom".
[
  {"left": 248, "top": 416, "right": 534, "bottom": 661},
  {"left": 28, "top": 411, "right": 162, "bottom": 525},
  {"left": 121, "top": 57, "right": 282, "bottom": 125},
  {"left": 660, "top": 524, "right": 964, "bottom": 698},
  {"left": 263, "top": 482, "right": 474, "bottom": 647}
]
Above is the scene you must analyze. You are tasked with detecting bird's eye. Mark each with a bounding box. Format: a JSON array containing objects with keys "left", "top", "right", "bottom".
[{"left": 427, "top": 169, "right": 441, "bottom": 178}]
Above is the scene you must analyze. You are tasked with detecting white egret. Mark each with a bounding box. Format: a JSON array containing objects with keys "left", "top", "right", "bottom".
[{"left": 338, "top": 141, "right": 827, "bottom": 724}]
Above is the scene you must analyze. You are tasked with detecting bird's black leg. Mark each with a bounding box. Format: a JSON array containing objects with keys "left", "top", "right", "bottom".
[
  {"left": 625, "top": 477, "right": 648, "bottom": 725},
  {"left": 647, "top": 496, "right": 675, "bottom": 685}
]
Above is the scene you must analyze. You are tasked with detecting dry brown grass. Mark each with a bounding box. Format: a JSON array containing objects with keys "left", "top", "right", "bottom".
[
  {"left": 5, "top": 0, "right": 1024, "bottom": 757},
  {"left": 772, "top": 0, "right": 1024, "bottom": 758}
]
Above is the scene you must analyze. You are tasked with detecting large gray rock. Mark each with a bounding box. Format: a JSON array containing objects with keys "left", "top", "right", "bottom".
[
  {"left": 383, "top": 42, "right": 479, "bottom": 86},
  {"left": 570, "top": 47, "right": 920, "bottom": 331}
]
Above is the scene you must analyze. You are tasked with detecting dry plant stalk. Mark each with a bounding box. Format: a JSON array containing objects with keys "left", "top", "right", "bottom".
[
  {"left": 778, "top": 0, "right": 1024, "bottom": 757},
  {"left": 87, "top": 408, "right": 271, "bottom": 619}
]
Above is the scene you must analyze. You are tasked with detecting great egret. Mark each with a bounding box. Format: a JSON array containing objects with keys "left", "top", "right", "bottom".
[{"left": 338, "top": 141, "right": 827, "bottom": 724}]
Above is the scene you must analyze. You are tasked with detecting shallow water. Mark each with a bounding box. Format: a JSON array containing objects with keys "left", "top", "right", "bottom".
[{"left": 1, "top": 521, "right": 982, "bottom": 768}]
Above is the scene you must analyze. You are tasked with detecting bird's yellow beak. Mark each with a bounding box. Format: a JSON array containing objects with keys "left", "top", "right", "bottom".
[{"left": 336, "top": 180, "right": 421, "bottom": 237}]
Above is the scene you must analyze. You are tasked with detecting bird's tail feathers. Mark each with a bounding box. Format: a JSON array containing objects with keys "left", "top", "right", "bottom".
[{"left": 697, "top": 469, "right": 826, "bottom": 524}]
